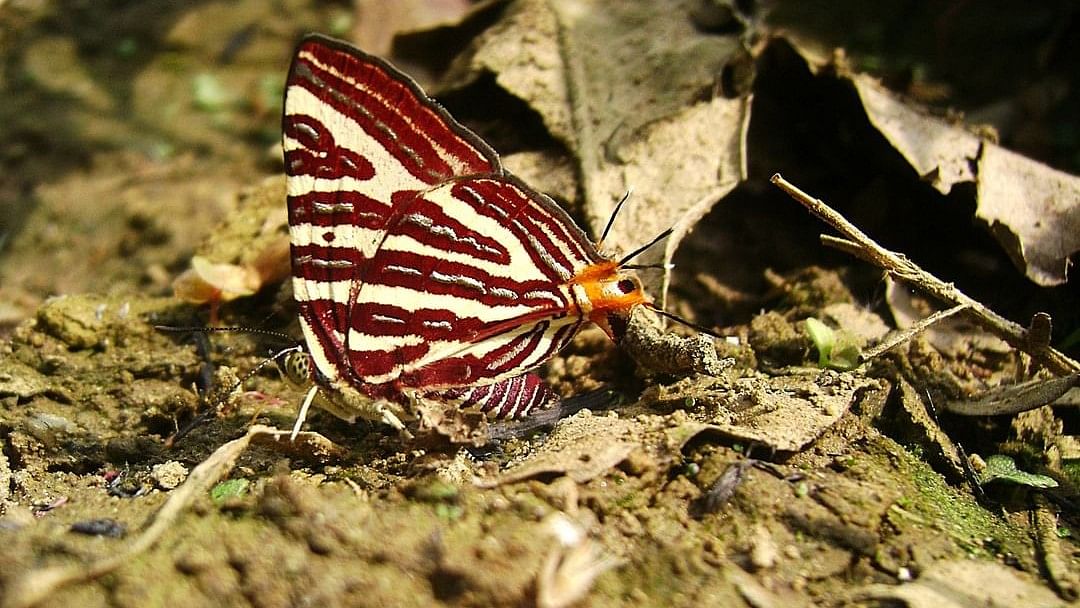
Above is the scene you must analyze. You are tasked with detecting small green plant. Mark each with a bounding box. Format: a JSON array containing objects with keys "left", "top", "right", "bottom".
[
  {"left": 210, "top": 478, "right": 250, "bottom": 504},
  {"left": 979, "top": 455, "right": 1058, "bottom": 489},
  {"left": 805, "top": 318, "right": 860, "bottom": 370}
]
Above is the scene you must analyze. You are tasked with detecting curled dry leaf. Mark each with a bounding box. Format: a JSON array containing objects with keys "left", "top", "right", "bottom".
[
  {"left": 851, "top": 72, "right": 1080, "bottom": 286},
  {"left": 536, "top": 513, "right": 619, "bottom": 608},
  {"left": 853, "top": 73, "right": 980, "bottom": 194},
  {"left": 172, "top": 177, "right": 290, "bottom": 306},
  {"left": 945, "top": 374, "right": 1080, "bottom": 418},
  {"left": 474, "top": 411, "right": 637, "bottom": 487},
  {"left": 172, "top": 256, "right": 263, "bottom": 304},
  {"left": 975, "top": 145, "right": 1080, "bottom": 286},
  {"left": 352, "top": 0, "right": 473, "bottom": 56}
]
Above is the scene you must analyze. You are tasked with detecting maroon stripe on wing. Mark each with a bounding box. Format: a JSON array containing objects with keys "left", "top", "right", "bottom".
[
  {"left": 465, "top": 179, "right": 597, "bottom": 280},
  {"left": 290, "top": 245, "right": 369, "bottom": 283},
  {"left": 456, "top": 180, "right": 567, "bottom": 281},
  {"left": 283, "top": 115, "right": 376, "bottom": 181},
  {"left": 450, "top": 179, "right": 529, "bottom": 221},
  {"left": 436, "top": 373, "right": 559, "bottom": 419},
  {"left": 296, "top": 295, "right": 574, "bottom": 354},
  {"left": 548, "top": 321, "right": 581, "bottom": 356},
  {"left": 290, "top": 38, "right": 499, "bottom": 184},
  {"left": 364, "top": 251, "right": 568, "bottom": 310},
  {"left": 388, "top": 197, "right": 510, "bottom": 264},
  {"left": 297, "top": 299, "right": 350, "bottom": 365},
  {"left": 398, "top": 321, "right": 551, "bottom": 389},
  {"left": 345, "top": 341, "right": 430, "bottom": 379},
  {"left": 519, "top": 192, "right": 599, "bottom": 266},
  {"left": 287, "top": 191, "right": 393, "bottom": 229},
  {"left": 288, "top": 190, "right": 393, "bottom": 283},
  {"left": 350, "top": 302, "right": 487, "bottom": 340}
]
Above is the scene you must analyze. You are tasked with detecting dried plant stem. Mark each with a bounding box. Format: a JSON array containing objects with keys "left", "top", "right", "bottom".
[
  {"left": 860, "top": 303, "right": 969, "bottom": 362},
  {"left": 770, "top": 173, "right": 1080, "bottom": 376},
  {"left": 3, "top": 426, "right": 305, "bottom": 608}
]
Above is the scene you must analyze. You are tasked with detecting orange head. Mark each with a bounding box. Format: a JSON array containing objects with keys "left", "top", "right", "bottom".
[{"left": 572, "top": 260, "right": 647, "bottom": 342}]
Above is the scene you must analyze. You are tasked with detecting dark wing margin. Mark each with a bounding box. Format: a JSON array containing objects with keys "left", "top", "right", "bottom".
[{"left": 285, "top": 34, "right": 502, "bottom": 185}]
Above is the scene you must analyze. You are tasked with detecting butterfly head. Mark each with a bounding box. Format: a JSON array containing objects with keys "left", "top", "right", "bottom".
[
  {"left": 576, "top": 262, "right": 647, "bottom": 342},
  {"left": 281, "top": 349, "right": 313, "bottom": 386}
]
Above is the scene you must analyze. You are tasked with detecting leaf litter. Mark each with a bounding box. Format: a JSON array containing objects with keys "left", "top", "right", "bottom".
[{"left": 851, "top": 71, "right": 1080, "bottom": 287}]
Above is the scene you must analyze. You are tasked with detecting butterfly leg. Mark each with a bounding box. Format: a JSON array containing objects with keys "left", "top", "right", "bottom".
[
  {"left": 378, "top": 406, "right": 412, "bottom": 438},
  {"left": 289, "top": 380, "right": 412, "bottom": 437},
  {"left": 290, "top": 384, "right": 320, "bottom": 441}
]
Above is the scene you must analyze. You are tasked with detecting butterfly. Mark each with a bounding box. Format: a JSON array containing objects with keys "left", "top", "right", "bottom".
[{"left": 280, "top": 34, "right": 658, "bottom": 434}]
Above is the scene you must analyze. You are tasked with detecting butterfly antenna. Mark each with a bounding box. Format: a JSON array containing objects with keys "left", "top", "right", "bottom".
[
  {"left": 645, "top": 303, "right": 723, "bottom": 339},
  {"left": 622, "top": 263, "right": 676, "bottom": 271},
  {"left": 155, "top": 325, "right": 295, "bottom": 343},
  {"left": 165, "top": 343, "right": 304, "bottom": 448},
  {"left": 617, "top": 227, "right": 673, "bottom": 267},
  {"left": 598, "top": 188, "right": 634, "bottom": 247}
]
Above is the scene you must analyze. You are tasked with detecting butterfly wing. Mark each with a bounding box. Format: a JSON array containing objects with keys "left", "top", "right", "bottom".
[
  {"left": 283, "top": 35, "right": 501, "bottom": 389},
  {"left": 343, "top": 175, "right": 603, "bottom": 393},
  {"left": 435, "top": 373, "right": 559, "bottom": 419}
]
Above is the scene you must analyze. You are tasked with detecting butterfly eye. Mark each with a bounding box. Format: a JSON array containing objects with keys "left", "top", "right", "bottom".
[{"left": 617, "top": 278, "right": 637, "bottom": 294}]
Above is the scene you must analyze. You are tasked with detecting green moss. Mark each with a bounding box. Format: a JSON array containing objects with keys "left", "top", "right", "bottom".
[
  {"left": 410, "top": 479, "right": 460, "bottom": 504},
  {"left": 864, "top": 435, "right": 1031, "bottom": 562}
]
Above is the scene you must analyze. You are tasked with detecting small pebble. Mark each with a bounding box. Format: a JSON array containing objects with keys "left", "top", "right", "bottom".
[
  {"left": 748, "top": 525, "right": 778, "bottom": 570},
  {"left": 71, "top": 518, "right": 126, "bottom": 538},
  {"left": 152, "top": 461, "right": 189, "bottom": 490}
]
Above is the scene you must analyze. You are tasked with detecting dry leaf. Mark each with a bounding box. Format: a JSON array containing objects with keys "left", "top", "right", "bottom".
[
  {"left": 475, "top": 412, "right": 637, "bottom": 486},
  {"left": 975, "top": 144, "right": 1080, "bottom": 286},
  {"left": 353, "top": 0, "right": 474, "bottom": 56},
  {"left": 455, "top": 0, "right": 751, "bottom": 298},
  {"left": 658, "top": 374, "right": 882, "bottom": 453},
  {"left": 172, "top": 256, "right": 262, "bottom": 304},
  {"left": 850, "top": 74, "right": 1080, "bottom": 286},
  {"left": 853, "top": 73, "right": 980, "bottom": 194},
  {"left": 171, "top": 177, "right": 290, "bottom": 305},
  {"left": 535, "top": 513, "right": 618, "bottom": 608},
  {"left": 855, "top": 559, "right": 1062, "bottom": 608}
]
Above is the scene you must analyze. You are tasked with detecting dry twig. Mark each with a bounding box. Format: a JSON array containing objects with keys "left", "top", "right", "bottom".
[
  {"left": 770, "top": 173, "right": 1080, "bottom": 376},
  {"left": 3, "top": 426, "right": 310, "bottom": 608}
]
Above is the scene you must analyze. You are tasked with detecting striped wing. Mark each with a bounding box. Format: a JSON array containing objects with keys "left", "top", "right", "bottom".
[
  {"left": 284, "top": 35, "right": 499, "bottom": 391},
  {"left": 345, "top": 176, "right": 602, "bottom": 392},
  {"left": 283, "top": 35, "right": 598, "bottom": 401},
  {"left": 437, "top": 373, "right": 559, "bottom": 419}
]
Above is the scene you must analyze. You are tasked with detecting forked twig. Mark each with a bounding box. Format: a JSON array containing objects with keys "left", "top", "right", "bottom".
[{"left": 770, "top": 173, "right": 1080, "bottom": 376}]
